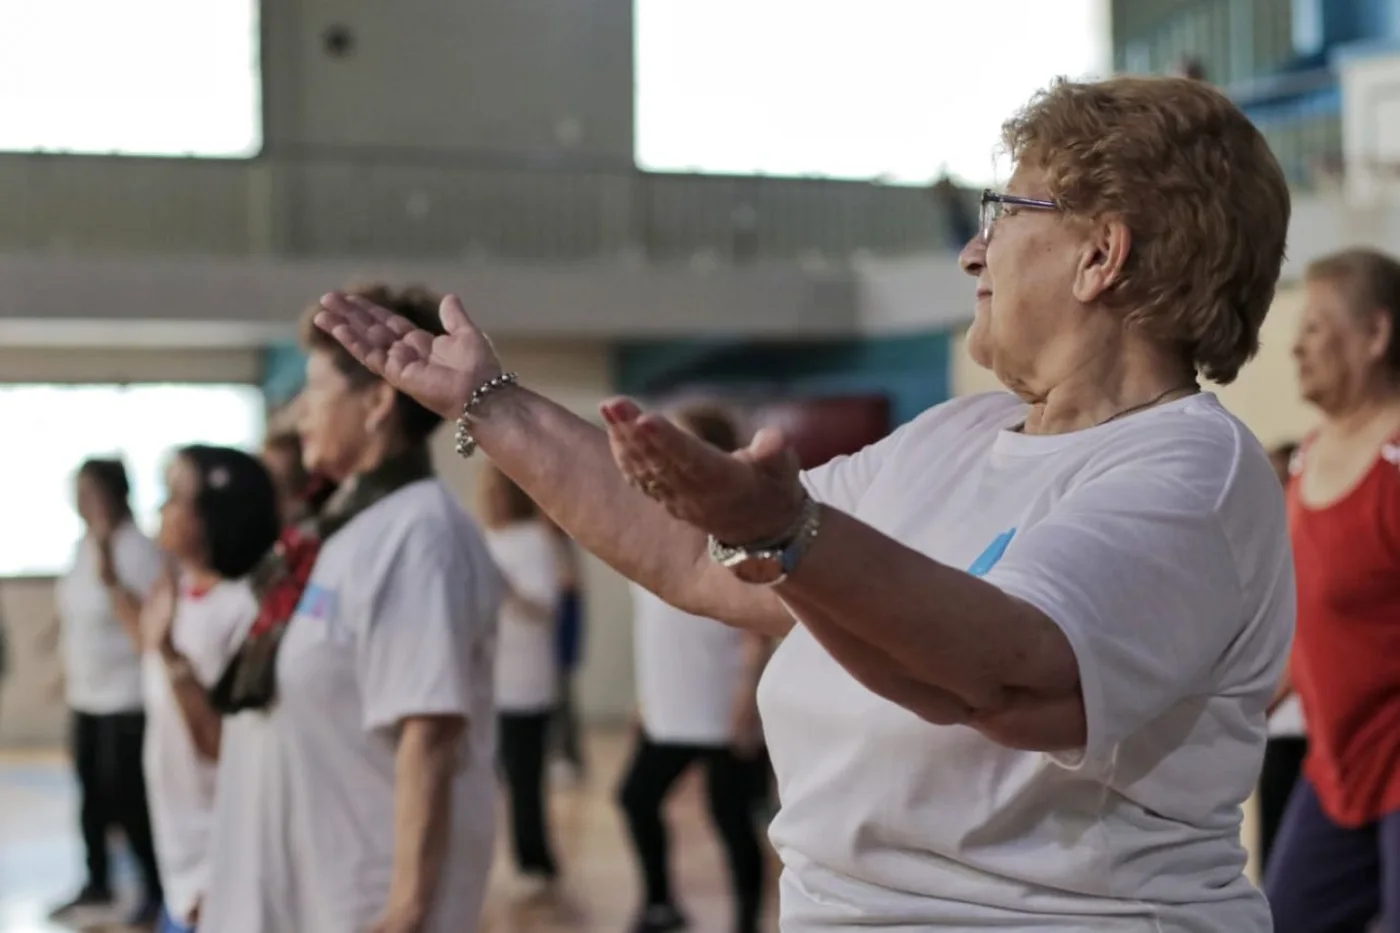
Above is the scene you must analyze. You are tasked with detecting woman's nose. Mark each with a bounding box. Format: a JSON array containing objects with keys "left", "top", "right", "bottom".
[{"left": 959, "top": 235, "right": 986, "bottom": 276}]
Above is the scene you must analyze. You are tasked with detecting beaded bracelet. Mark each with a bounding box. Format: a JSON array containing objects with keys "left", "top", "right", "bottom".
[{"left": 453, "top": 371, "right": 519, "bottom": 458}]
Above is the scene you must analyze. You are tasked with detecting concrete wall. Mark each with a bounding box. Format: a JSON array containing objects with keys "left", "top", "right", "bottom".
[
  {"left": 0, "top": 338, "right": 636, "bottom": 747},
  {"left": 261, "top": 0, "right": 634, "bottom": 158}
]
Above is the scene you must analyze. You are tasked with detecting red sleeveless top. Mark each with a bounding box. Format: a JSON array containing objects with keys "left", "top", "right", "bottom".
[{"left": 1288, "top": 437, "right": 1400, "bottom": 827}]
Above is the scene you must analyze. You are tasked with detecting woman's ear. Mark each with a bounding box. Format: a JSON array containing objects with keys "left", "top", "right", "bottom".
[
  {"left": 363, "top": 381, "right": 399, "bottom": 437},
  {"left": 1366, "top": 307, "right": 1395, "bottom": 367},
  {"left": 1072, "top": 217, "right": 1131, "bottom": 304}
]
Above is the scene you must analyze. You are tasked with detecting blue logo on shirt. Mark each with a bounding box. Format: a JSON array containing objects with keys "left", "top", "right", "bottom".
[
  {"left": 968, "top": 528, "right": 1016, "bottom": 577},
  {"left": 296, "top": 583, "right": 337, "bottom": 621}
]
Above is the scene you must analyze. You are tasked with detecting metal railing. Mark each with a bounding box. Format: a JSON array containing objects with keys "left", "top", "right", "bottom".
[{"left": 0, "top": 151, "right": 960, "bottom": 264}]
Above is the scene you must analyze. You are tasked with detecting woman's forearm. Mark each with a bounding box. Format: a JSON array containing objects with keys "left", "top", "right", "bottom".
[
  {"left": 107, "top": 584, "right": 145, "bottom": 652},
  {"left": 790, "top": 593, "right": 1085, "bottom": 748},
  {"left": 778, "top": 508, "right": 1079, "bottom": 711},
  {"left": 163, "top": 654, "right": 224, "bottom": 760},
  {"left": 790, "top": 601, "right": 975, "bottom": 725},
  {"left": 475, "top": 388, "right": 787, "bottom": 634},
  {"left": 387, "top": 716, "right": 462, "bottom": 925}
]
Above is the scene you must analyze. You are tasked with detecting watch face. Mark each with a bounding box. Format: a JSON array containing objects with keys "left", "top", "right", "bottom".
[{"left": 729, "top": 553, "right": 785, "bottom": 586}]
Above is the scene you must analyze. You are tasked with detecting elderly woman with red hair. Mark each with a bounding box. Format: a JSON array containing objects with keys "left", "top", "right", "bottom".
[{"left": 320, "top": 76, "right": 1295, "bottom": 932}]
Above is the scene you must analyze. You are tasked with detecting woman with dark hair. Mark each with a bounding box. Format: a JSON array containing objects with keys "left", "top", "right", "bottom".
[
  {"left": 51, "top": 458, "right": 166, "bottom": 927},
  {"left": 140, "top": 445, "right": 280, "bottom": 933},
  {"left": 199, "top": 285, "right": 503, "bottom": 933},
  {"left": 478, "top": 462, "right": 565, "bottom": 897},
  {"left": 619, "top": 404, "right": 770, "bottom": 933}
]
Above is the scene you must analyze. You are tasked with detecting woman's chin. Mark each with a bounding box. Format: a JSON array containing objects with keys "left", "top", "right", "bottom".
[{"left": 965, "top": 326, "right": 995, "bottom": 371}]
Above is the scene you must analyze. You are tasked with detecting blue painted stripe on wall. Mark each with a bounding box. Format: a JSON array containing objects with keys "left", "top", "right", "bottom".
[
  {"left": 611, "top": 332, "right": 952, "bottom": 427},
  {"left": 262, "top": 342, "right": 307, "bottom": 408}
]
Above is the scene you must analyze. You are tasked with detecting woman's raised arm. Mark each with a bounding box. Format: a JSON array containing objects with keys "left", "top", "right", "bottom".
[{"left": 315, "top": 292, "right": 792, "bottom": 637}]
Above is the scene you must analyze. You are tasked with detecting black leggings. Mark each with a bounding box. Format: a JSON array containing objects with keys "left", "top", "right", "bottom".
[
  {"left": 71, "top": 710, "right": 162, "bottom": 900},
  {"left": 618, "top": 733, "right": 766, "bottom": 933},
  {"left": 498, "top": 710, "right": 559, "bottom": 876},
  {"left": 1258, "top": 734, "right": 1308, "bottom": 872}
]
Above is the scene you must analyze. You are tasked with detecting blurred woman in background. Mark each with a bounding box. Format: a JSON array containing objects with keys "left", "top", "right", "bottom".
[
  {"left": 479, "top": 463, "right": 565, "bottom": 896},
  {"left": 200, "top": 285, "right": 503, "bottom": 933},
  {"left": 140, "top": 445, "right": 280, "bottom": 933},
  {"left": 51, "top": 458, "right": 166, "bottom": 928},
  {"left": 1265, "top": 249, "right": 1400, "bottom": 932},
  {"left": 619, "top": 404, "right": 770, "bottom": 933}
]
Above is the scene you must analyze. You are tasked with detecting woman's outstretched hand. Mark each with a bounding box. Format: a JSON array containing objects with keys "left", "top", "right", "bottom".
[
  {"left": 314, "top": 292, "right": 502, "bottom": 420},
  {"left": 602, "top": 398, "right": 806, "bottom": 546}
]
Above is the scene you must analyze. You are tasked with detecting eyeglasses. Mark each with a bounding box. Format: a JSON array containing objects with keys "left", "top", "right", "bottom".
[{"left": 980, "top": 189, "right": 1058, "bottom": 242}]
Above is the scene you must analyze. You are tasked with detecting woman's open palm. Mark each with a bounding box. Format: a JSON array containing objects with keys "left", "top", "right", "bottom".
[{"left": 315, "top": 292, "right": 502, "bottom": 419}]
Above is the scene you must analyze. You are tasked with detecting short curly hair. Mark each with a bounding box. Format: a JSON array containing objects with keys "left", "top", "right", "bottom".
[
  {"left": 299, "top": 283, "right": 446, "bottom": 443},
  {"left": 1002, "top": 76, "right": 1290, "bottom": 384}
]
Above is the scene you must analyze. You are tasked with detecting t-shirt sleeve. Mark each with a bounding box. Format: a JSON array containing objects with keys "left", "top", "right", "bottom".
[
  {"left": 357, "top": 524, "right": 480, "bottom": 733},
  {"left": 497, "top": 528, "right": 559, "bottom": 608},
  {"left": 117, "top": 532, "right": 165, "bottom": 599},
  {"left": 175, "top": 586, "right": 259, "bottom": 687},
  {"left": 800, "top": 394, "right": 1022, "bottom": 513},
  {"left": 800, "top": 430, "right": 905, "bottom": 513},
  {"left": 981, "top": 469, "right": 1244, "bottom": 769}
]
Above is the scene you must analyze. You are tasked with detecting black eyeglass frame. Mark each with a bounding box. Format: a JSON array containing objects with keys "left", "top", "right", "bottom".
[{"left": 980, "top": 189, "right": 1058, "bottom": 242}]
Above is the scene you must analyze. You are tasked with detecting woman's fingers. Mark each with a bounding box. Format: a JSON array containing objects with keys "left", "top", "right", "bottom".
[
  {"left": 633, "top": 414, "right": 730, "bottom": 487},
  {"left": 343, "top": 293, "right": 418, "bottom": 338},
  {"left": 600, "top": 397, "right": 643, "bottom": 426},
  {"left": 439, "top": 294, "right": 476, "bottom": 335}
]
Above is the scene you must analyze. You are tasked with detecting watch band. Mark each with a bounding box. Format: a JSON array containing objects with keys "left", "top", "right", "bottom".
[{"left": 708, "top": 495, "right": 823, "bottom": 586}]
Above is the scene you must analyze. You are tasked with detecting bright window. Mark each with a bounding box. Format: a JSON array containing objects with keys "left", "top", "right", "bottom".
[
  {"left": 0, "top": 384, "right": 266, "bottom": 577},
  {"left": 0, "top": 0, "right": 261, "bottom": 157},
  {"left": 634, "top": 0, "right": 1110, "bottom": 185}
]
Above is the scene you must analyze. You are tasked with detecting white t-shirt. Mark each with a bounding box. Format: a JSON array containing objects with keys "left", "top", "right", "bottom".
[
  {"left": 57, "top": 521, "right": 164, "bottom": 714},
  {"left": 141, "top": 579, "right": 258, "bottom": 922},
  {"left": 1268, "top": 695, "right": 1306, "bottom": 738},
  {"left": 760, "top": 391, "right": 1294, "bottom": 932},
  {"left": 200, "top": 480, "right": 502, "bottom": 933},
  {"left": 631, "top": 583, "right": 747, "bottom": 746},
  {"left": 486, "top": 521, "right": 560, "bottom": 713}
]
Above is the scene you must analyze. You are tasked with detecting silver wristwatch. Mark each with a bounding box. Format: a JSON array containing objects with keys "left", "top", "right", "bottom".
[{"left": 707, "top": 495, "right": 823, "bottom": 586}]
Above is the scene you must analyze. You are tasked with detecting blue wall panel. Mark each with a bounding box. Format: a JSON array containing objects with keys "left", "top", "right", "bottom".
[
  {"left": 262, "top": 342, "right": 307, "bottom": 409},
  {"left": 612, "top": 332, "right": 953, "bottom": 427}
]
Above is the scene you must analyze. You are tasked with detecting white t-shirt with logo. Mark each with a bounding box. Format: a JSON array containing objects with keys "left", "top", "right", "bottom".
[
  {"left": 760, "top": 391, "right": 1294, "bottom": 932},
  {"left": 141, "top": 579, "right": 258, "bottom": 923},
  {"left": 486, "top": 521, "right": 560, "bottom": 713},
  {"left": 631, "top": 583, "right": 746, "bottom": 746},
  {"left": 57, "top": 521, "right": 165, "bottom": 713},
  {"left": 199, "top": 480, "right": 502, "bottom": 933}
]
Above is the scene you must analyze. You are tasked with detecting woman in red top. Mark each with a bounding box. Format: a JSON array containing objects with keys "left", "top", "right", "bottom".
[{"left": 1265, "top": 248, "right": 1400, "bottom": 933}]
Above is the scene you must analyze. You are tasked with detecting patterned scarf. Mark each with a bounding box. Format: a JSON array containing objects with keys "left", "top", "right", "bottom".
[{"left": 209, "top": 448, "right": 433, "bottom": 713}]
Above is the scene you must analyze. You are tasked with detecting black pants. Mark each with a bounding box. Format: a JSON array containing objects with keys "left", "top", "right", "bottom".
[
  {"left": 618, "top": 733, "right": 766, "bottom": 933},
  {"left": 498, "top": 710, "right": 559, "bottom": 876},
  {"left": 1258, "top": 734, "right": 1308, "bottom": 872},
  {"left": 549, "top": 671, "right": 584, "bottom": 771},
  {"left": 71, "top": 710, "right": 162, "bottom": 901}
]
